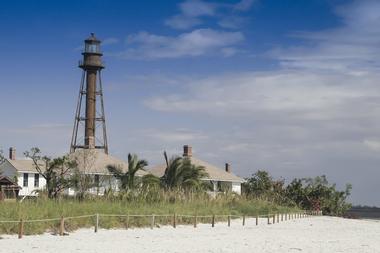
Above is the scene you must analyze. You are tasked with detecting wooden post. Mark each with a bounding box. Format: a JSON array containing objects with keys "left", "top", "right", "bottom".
[
  {"left": 193, "top": 215, "right": 197, "bottom": 228},
  {"left": 272, "top": 215, "right": 275, "bottom": 224},
  {"left": 242, "top": 215, "right": 246, "bottom": 226},
  {"left": 281, "top": 213, "right": 283, "bottom": 221},
  {"left": 94, "top": 213, "right": 99, "bottom": 233},
  {"left": 18, "top": 219, "right": 24, "bottom": 239},
  {"left": 227, "top": 215, "right": 231, "bottom": 227},
  {"left": 256, "top": 215, "right": 258, "bottom": 226},
  {"left": 126, "top": 215, "right": 129, "bottom": 230},
  {"left": 151, "top": 215, "right": 155, "bottom": 229},
  {"left": 173, "top": 213, "right": 176, "bottom": 228},
  {"left": 212, "top": 214, "right": 215, "bottom": 227},
  {"left": 267, "top": 216, "right": 270, "bottom": 225},
  {"left": 59, "top": 216, "right": 64, "bottom": 236},
  {"left": 277, "top": 214, "right": 279, "bottom": 223}
]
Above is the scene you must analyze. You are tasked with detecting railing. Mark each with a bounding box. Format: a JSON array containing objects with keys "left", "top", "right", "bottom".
[{"left": 0, "top": 211, "right": 323, "bottom": 239}]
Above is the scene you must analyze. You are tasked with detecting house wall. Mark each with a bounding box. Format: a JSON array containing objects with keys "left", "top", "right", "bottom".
[
  {"left": 0, "top": 160, "right": 47, "bottom": 197},
  {"left": 207, "top": 180, "right": 242, "bottom": 195},
  {"left": 66, "top": 174, "right": 120, "bottom": 196},
  {"left": 18, "top": 172, "right": 46, "bottom": 196},
  {"left": 232, "top": 182, "right": 241, "bottom": 195}
]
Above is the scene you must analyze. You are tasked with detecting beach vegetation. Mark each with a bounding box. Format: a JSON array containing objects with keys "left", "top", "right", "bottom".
[{"left": 243, "top": 171, "right": 352, "bottom": 216}]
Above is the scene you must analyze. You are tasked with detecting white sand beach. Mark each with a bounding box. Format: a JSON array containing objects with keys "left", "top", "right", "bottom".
[{"left": 0, "top": 216, "right": 379, "bottom": 253}]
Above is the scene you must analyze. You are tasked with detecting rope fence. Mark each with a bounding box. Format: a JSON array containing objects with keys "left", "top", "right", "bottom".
[{"left": 0, "top": 210, "right": 323, "bottom": 239}]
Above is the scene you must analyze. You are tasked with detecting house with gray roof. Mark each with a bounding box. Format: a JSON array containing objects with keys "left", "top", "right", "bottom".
[
  {"left": 0, "top": 147, "right": 148, "bottom": 197},
  {"left": 149, "top": 145, "right": 245, "bottom": 195}
]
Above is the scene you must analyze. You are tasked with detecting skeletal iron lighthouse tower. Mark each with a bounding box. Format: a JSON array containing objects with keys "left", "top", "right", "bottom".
[{"left": 70, "top": 33, "right": 108, "bottom": 154}]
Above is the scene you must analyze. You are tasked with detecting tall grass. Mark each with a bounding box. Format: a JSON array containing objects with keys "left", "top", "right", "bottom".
[{"left": 0, "top": 189, "right": 298, "bottom": 235}]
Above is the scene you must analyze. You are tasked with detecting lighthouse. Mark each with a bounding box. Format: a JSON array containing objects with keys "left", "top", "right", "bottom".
[{"left": 70, "top": 33, "right": 108, "bottom": 154}]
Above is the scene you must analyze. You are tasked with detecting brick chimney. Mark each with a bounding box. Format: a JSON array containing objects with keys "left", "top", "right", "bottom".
[
  {"left": 9, "top": 147, "right": 16, "bottom": 160},
  {"left": 183, "top": 145, "right": 192, "bottom": 157},
  {"left": 225, "top": 163, "right": 231, "bottom": 173}
]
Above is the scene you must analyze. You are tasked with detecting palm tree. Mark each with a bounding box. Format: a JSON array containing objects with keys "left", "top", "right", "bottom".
[
  {"left": 161, "top": 152, "right": 208, "bottom": 190},
  {"left": 107, "top": 153, "right": 148, "bottom": 190},
  {"left": 141, "top": 174, "right": 160, "bottom": 188}
]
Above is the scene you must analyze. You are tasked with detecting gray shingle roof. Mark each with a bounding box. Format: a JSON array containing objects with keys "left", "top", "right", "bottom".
[
  {"left": 6, "top": 150, "right": 148, "bottom": 176},
  {"left": 149, "top": 156, "right": 244, "bottom": 183}
]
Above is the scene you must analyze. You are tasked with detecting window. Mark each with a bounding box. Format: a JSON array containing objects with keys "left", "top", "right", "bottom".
[
  {"left": 34, "top": 174, "right": 39, "bottom": 187},
  {"left": 23, "top": 173, "right": 28, "bottom": 187},
  {"left": 94, "top": 174, "right": 100, "bottom": 187}
]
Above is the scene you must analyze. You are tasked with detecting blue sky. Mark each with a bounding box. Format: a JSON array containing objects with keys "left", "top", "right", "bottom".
[{"left": 1, "top": 0, "right": 380, "bottom": 205}]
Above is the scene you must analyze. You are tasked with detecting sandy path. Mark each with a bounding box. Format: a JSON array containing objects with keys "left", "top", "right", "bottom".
[{"left": 0, "top": 216, "right": 379, "bottom": 253}]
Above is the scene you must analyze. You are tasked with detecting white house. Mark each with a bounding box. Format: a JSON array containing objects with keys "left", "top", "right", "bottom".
[
  {"left": 149, "top": 145, "right": 245, "bottom": 195},
  {"left": 0, "top": 148, "right": 46, "bottom": 196},
  {"left": 0, "top": 148, "right": 148, "bottom": 197}
]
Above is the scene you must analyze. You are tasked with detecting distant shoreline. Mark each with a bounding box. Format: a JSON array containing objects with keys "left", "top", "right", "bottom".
[{"left": 346, "top": 206, "right": 380, "bottom": 220}]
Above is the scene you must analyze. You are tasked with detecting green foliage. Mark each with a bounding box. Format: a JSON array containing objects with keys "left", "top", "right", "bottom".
[
  {"left": 161, "top": 152, "right": 208, "bottom": 190},
  {"left": 0, "top": 190, "right": 297, "bottom": 235},
  {"left": 107, "top": 153, "right": 148, "bottom": 191},
  {"left": 243, "top": 171, "right": 352, "bottom": 216},
  {"left": 24, "top": 147, "right": 77, "bottom": 198},
  {"left": 285, "top": 176, "right": 352, "bottom": 216}
]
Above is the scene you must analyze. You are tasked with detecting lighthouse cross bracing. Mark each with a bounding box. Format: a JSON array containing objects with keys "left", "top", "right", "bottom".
[{"left": 70, "top": 33, "right": 109, "bottom": 154}]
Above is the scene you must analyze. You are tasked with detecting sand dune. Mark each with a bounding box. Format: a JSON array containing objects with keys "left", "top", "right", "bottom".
[{"left": 1, "top": 216, "right": 379, "bottom": 253}]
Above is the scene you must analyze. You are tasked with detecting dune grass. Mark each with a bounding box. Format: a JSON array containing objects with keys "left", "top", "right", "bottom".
[{"left": 0, "top": 191, "right": 298, "bottom": 235}]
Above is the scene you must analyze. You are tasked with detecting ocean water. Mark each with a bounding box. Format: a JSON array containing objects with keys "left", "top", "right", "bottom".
[{"left": 346, "top": 207, "right": 380, "bottom": 220}]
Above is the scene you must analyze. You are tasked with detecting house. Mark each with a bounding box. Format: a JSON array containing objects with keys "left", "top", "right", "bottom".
[
  {"left": 0, "top": 148, "right": 46, "bottom": 197},
  {"left": 66, "top": 149, "right": 148, "bottom": 195},
  {"left": 0, "top": 147, "right": 148, "bottom": 197},
  {"left": 149, "top": 145, "right": 245, "bottom": 195},
  {"left": 0, "top": 175, "right": 21, "bottom": 200}
]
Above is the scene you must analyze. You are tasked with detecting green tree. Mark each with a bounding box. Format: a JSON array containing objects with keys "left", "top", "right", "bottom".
[
  {"left": 107, "top": 153, "right": 148, "bottom": 191},
  {"left": 24, "top": 147, "right": 77, "bottom": 198},
  {"left": 242, "top": 170, "right": 273, "bottom": 197},
  {"left": 285, "top": 175, "right": 352, "bottom": 216},
  {"left": 141, "top": 174, "right": 161, "bottom": 189},
  {"left": 161, "top": 152, "right": 208, "bottom": 190}
]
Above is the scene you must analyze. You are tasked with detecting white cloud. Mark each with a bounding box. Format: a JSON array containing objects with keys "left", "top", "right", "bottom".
[
  {"left": 180, "top": 0, "right": 216, "bottom": 17},
  {"left": 102, "top": 37, "right": 119, "bottom": 46},
  {"left": 269, "top": 0, "right": 380, "bottom": 73},
  {"left": 120, "top": 29, "right": 244, "bottom": 59},
  {"left": 363, "top": 140, "right": 380, "bottom": 152},
  {"left": 165, "top": 0, "right": 217, "bottom": 29},
  {"left": 233, "top": 0, "right": 256, "bottom": 11},
  {"left": 165, "top": 0, "right": 255, "bottom": 30},
  {"left": 145, "top": 70, "right": 380, "bottom": 120},
  {"left": 164, "top": 15, "right": 202, "bottom": 30},
  {"left": 143, "top": 128, "right": 208, "bottom": 142}
]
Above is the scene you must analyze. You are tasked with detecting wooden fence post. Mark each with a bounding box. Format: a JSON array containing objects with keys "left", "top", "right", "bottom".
[
  {"left": 59, "top": 216, "right": 64, "bottom": 236},
  {"left": 227, "top": 215, "right": 231, "bottom": 227},
  {"left": 94, "top": 213, "right": 99, "bottom": 233},
  {"left": 272, "top": 215, "right": 276, "bottom": 224},
  {"left": 277, "top": 214, "right": 279, "bottom": 223},
  {"left": 173, "top": 213, "right": 176, "bottom": 228},
  {"left": 281, "top": 213, "right": 283, "bottom": 221},
  {"left": 212, "top": 214, "right": 215, "bottom": 227},
  {"left": 126, "top": 215, "right": 129, "bottom": 230},
  {"left": 151, "top": 214, "right": 155, "bottom": 229},
  {"left": 18, "top": 219, "right": 24, "bottom": 239},
  {"left": 193, "top": 215, "right": 197, "bottom": 228},
  {"left": 267, "top": 216, "right": 270, "bottom": 225},
  {"left": 242, "top": 215, "right": 246, "bottom": 226}
]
